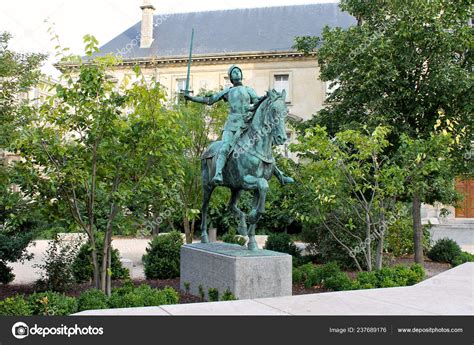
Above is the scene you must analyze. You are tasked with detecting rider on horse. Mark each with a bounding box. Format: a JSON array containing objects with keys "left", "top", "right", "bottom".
[{"left": 184, "top": 65, "right": 294, "bottom": 186}]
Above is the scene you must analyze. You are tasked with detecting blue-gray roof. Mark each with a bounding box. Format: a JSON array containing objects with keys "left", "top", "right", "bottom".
[{"left": 97, "top": 3, "right": 355, "bottom": 59}]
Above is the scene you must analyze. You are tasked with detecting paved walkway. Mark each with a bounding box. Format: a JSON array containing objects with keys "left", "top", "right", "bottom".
[
  {"left": 7, "top": 239, "right": 151, "bottom": 284},
  {"left": 75, "top": 262, "right": 474, "bottom": 316}
]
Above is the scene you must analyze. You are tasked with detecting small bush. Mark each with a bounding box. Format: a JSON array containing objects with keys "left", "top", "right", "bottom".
[
  {"left": 208, "top": 288, "right": 219, "bottom": 302},
  {"left": 314, "top": 262, "right": 341, "bottom": 286},
  {"left": 427, "top": 238, "right": 462, "bottom": 264},
  {"left": 407, "top": 264, "right": 425, "bottom": 285},
  {"left": 34, "top": 235, "right": 80, "bottom": 292},
  {"left": 142, "top": 231, "right": 183, "bottom": 279},
  {"left": 221, "top": 289, "right": 237, "bottom": 301},
  {"left": 72, "top": 240, "right": 129, "bottom": 284},
  {"left": 355, "top": 271, "right": 378, "bottom": 287},
  {"left": 183, "top": 281, "right": 190, "bottom": 293},
  {"left": 28, "top": 292, "right": 77, "bottom": 316},
  {"left": 452, "top": 251, "right": 474, "bottom": 267},
  {"left": 222, "top": 228, "right": 246, "bottom": 246},
  {"left": 77, "top": 289, "right": 108, "bottom": 312},
  {"left": 108, "top": 284, "right": 179, "bottom": 308},
  {"left": 198, "top": 284, "right": 205, "bottom": 301},
  {"left": 294, "top": 262, "right": 342, "bottom": 289},
  {"left": 323, "top": 272, "right": 353, "bottom": 291},
  {"left": 292, "top": 266, "right": 304, "bottom": 284},
  {"left": 361, "top": 264, "right": 425, "bottom": 288},
  {"left": 0, "top": 262, "right": 15, "bottom": 285},
  {"left": 264, "top": 232, "right": 301, "bottom": 258},
  {"left": 0, "top": 295, "right": 32, "bottom": 316},
  {"left": 299, "top": 263, "right": 318, "bottom": 288}
]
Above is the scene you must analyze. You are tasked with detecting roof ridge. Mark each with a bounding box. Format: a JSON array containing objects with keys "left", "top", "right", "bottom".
[{"left": 151, "top": 2, "right": 339, "bottom": 17}]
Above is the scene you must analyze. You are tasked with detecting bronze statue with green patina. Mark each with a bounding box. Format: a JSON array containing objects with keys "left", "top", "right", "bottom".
[{"left": 184, "top": 65, "right": 293, "bottom": 250}]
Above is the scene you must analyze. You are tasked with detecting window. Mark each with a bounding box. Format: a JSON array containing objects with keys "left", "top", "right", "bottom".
[
  {"left": 176, "top": 78, "right": 187, "bottom": 94},
  {"left": 274, "top": 74, "right": 289, "bottom": 94},
  {"left": 222, "top": 76, "right": 232, "bottom": 89}
]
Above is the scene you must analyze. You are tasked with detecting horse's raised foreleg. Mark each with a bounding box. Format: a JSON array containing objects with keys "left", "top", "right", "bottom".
[
  {"left": 228, "top": 188, "right": 247, "bottom": 236},
  {"left": 201, "top": 159, "right": 214, "bottom": 243}
]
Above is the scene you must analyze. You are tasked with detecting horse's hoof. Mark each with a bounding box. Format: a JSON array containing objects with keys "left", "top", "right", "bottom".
[
  {"left": 282, "top": 176, "right": 294, "bottom": 185},
  {"left": 211, "top": 174, "right": 223, "bottom": 185}
]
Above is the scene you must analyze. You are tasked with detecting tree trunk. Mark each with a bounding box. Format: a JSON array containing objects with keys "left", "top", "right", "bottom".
[
  {"left": 152, "top": 221, "right": 160, "bottom": 236},
  {"left": 375, "top": 236, "right": 384, "bottom": 270},
  {"left": 90, "top": 235, "right": 100, "bottom": 289},
  {"left": 106, "top": 246, "right": 112, "bottom": 296},
  {"left": 365, "top": 212, "right": 372, "bottom": 271},
  {"left": 413, "top": 192, "right": 424, "bottom": 265}
]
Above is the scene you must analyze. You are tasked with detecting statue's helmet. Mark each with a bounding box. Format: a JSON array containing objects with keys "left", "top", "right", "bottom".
[{"left": 228, "top": 65, "right": 243, "bottom": 81}]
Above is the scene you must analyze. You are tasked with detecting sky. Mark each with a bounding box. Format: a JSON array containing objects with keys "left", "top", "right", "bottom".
[{"left": 0, "top": 0, "right": 337, "bottom": 77}]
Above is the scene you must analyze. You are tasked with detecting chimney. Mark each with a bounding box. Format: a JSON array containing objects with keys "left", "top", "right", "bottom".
[{"left": 140, "top": 0, "right": 155, "bottom": 48}]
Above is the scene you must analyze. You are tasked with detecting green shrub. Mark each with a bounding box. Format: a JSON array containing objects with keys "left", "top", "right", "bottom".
[
  {"left": 208, "top": 288, "right": 219, "bottom": 302},
  {"left": 221, "top": 228, "right": 246, "bottom": 246},
  {"left": 314, "top": 262, "right": 341, "bottom": 285},
  {"left": 77, "top": 289, "right": 108, "bottom": 312},
  {"left": 427, "top": 238, "right": 462, "bottom": 264},
  {"left": 354, "top": 264, "right": 425, "bottom": 289},
  {"left": 294, "top": 262, "right": 342, "bottom": 288},
  {"left": 221, "top": 289, "right": 237, "bottom": 301},
  {"left": 292, "top": 266, "right": 304, "bottom": 284},
  {"left": 28, "top": 292, "right": 77, "bottom": 316},
  {"left": 0, "top": 262, "right": 15, "bottom": 285},
  {"left": 34, "top": 235, "right": 80, "bottom": 292},
  {"left": 198, "top": 284, "right": 205, "bottom": 301},
  {"left": 108, "top": 284, "right": 179, "bottom": 308},
  {"left": 301, "top": 216, "right": 367, "bottom": 270},
  {"left": 407, "top": 264, "right": 425, "bottom": 285},
  {"left": 298, "top": 263, "right": 318, "bottom": 288},
  {"left": 355, "top": 271, "right": 378, "bottom": 287},
  {"left": 452, "top": 251, "right": 474, "bottom": 267},
  {"left": 323, "top": 272, "right": 353, "bottom": 291},
  {"left": 0, "top": 295, "right": 32, "bottom": 316},
  {"left": 385, "top": 214, "right": 431, "bottom": 256},
  {"left": 264, "top": 232, "right": 301, "bottom": 258},
  {"left": 142, "top": 231, "right": 183, "bottom": 279},
  {"left": 72, "top": 240, "right": 129, "bottom": 284}
]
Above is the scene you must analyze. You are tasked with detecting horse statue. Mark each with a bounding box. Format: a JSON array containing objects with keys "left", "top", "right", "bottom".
[{"left": 200, "top": 89, "right": 288, "bottom": 250}]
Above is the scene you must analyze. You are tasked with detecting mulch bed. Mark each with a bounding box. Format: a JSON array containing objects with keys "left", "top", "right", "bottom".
[{"left": 0, "top": 256, "right": 452, "bottom": 303}]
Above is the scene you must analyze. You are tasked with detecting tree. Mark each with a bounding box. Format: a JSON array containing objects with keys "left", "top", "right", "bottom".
[
  {"left": 0, "top": 32, "right": 47, "bottom": 148},
  {"left": 294, "top": 0, "right": 472, "bottom": 264},
  {"left": 0, "top": 32, "right": 46, "bottom": 284},
  {"left": 291, "top": 126, "right": 401, "bottom": 270},
  {"left": 12, "top": 36, "right": 186, "bottom": 294}
]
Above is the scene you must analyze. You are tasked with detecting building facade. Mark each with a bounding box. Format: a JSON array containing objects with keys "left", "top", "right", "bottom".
[{"left": 90, "top": 2, "right": 355, "bottom": 121}]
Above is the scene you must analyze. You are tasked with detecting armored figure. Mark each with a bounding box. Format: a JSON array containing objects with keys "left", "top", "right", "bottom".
[{"left": 185, "top": 65, "right": 293, "bottom": 186}]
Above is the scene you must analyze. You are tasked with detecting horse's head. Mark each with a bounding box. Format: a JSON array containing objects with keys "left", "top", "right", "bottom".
[{"left": 259, "top": 89, "right": 288, "bottom": 146}]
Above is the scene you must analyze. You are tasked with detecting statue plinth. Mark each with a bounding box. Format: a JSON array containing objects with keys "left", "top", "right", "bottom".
[{"left": 180, "top": 242, "right": 292, "bottom": 300}]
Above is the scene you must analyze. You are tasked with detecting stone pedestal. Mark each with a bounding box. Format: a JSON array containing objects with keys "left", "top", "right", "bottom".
[{"left": 180, "top": 242, "right": 292, "bottom": 300}]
